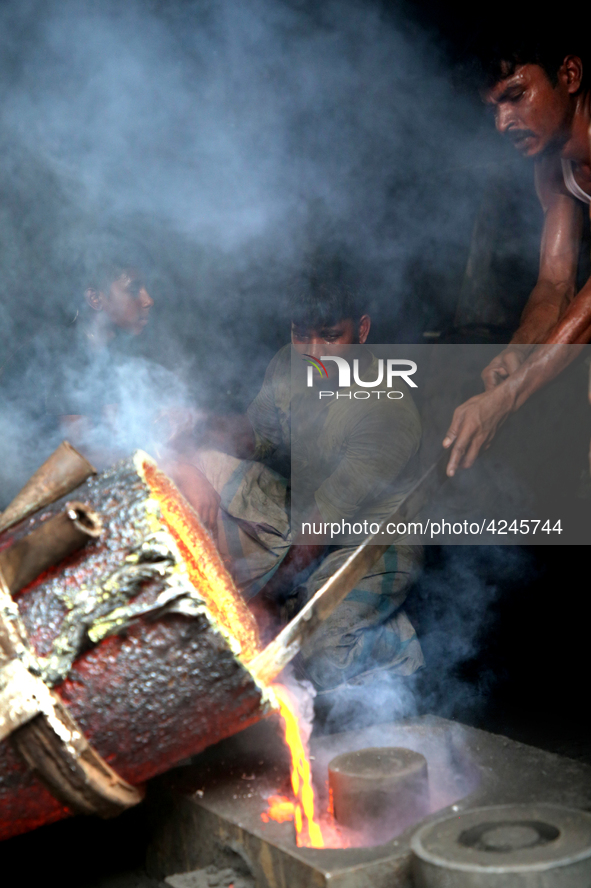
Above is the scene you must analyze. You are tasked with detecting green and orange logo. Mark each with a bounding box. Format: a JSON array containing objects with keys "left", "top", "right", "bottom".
[{"left": 303, "top": 354, "right": 329, "bottom": 378}]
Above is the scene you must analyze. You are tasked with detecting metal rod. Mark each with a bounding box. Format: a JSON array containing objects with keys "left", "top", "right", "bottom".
[{"left": 250, "top": 451, "right": 449, "bottom": 685}]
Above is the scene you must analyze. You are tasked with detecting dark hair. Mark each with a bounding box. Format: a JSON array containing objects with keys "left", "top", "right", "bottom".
[
  {"left": 85, "top": 259, "right": 135, "bottom": 293},
  {"left": 468, "top": 21, "right": 587, "bottom": 92},
  {"left": 288, "top": 253, "right": 367, "bottom": 330},
  {"left": 78, "top": 227, "right": 150, "bottom": 293}
]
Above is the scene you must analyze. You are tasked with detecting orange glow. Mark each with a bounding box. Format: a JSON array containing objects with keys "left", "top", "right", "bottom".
[
  {"left": 268, "top": 683, "right": 325, "bottom": 848},
  {"left": 143, "top": 460, "right": 260, "bottom": 662},
  {"left": 261, "top": 794, "right": 295, "bottom": 824}
]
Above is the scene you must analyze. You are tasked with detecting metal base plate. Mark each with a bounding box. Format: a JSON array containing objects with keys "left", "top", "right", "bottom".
[{"left": 146, "top": 716, "right": 591, "bottom": 888}]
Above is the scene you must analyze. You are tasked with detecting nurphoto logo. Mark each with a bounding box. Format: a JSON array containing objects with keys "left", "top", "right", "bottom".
[{"left": 303, "top": 354, "right": 417, "bottom": 399}]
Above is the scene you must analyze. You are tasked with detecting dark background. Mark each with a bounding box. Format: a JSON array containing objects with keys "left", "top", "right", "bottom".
[{"left": 0, "top": 0, "right": 589, "bottom": 882}]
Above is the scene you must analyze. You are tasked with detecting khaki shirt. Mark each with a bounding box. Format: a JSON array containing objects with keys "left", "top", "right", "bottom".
[{"left": 247, "top": 345, "right": 421, "bottom": 539}]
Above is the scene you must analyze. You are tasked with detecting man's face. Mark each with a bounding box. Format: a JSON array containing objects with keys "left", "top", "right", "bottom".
[
  {"left": 484, "top": 63, "right": 573, "bottom": 157},
  {"left": 102, "top": 268, "right": 154, "bottom": 335},
  {"left": 291, "top": 316, "right": 370, "bottom": 377}
]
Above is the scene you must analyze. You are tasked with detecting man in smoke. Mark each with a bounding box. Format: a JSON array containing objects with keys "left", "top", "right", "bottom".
[
  {"left": 443, "top": 28, "right": 590, "bottom": 477},
  {"left": 0, "top": 242, "right": 194, "bottom": 498},
  {"left": 172, "top": 259, "right": 425, "bottom": 695},
  {"left": 53, "top": 257, "right": 156, "bottom": 457}
]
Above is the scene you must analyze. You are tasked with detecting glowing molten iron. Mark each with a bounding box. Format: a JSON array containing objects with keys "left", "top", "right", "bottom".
[
  {"left": 262, "top": 685, "right": 356, "bottom": 848},
  {"left": 143, "top": 461, "right": 340, "bottom": 848},
  {"left": 142, "top": 459, "right": 261, "bottom": 663},
  {"left": 263, "top": 684, "right": 325, "bottom": 848}
]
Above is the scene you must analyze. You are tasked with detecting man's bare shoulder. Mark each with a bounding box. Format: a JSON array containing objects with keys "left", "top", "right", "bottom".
[{"left": 534, "top": 154, "right": 572, "bottom": 210}]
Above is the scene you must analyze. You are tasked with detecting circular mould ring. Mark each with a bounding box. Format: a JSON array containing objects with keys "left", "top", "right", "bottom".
[{"left": 411, "top": 803, "right": 591, "bottom": 887}]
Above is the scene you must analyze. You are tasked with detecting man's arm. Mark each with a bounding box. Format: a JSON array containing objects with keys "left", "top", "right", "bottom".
[
  {"left": 481, "top": 160, "right": 583, "bottom": 388},
  {"left": 163, "top": 349, "right": 288, "bottom": 533},
  {"left": 162, "top": 415, "right": 256, "bottom": 534},
  {"left": 543, "top": 277, "right": 591, "bottom": 344},
  {"left": 444, "top": 165, "right": 586, "bottom": 475},
  {"left": 248, "top": 505, "right": 327, "bottom": 629},
  {"left": 254, "top": 401, "right": 421, "bottom": 606},
  {"left": 443, "top": 340, "right": 584, "bottom": 474},
  {"left": 512, "top": 179, "right": 582, "bottom": 341}
]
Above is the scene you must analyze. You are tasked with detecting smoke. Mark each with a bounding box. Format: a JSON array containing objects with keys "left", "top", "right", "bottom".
[
  {"left": 408, "top": 545, "right": 533, "bottom": 719},
  {"left": 278, "top": 669, "right": 317, "bottom": 747},
  {"left": 0, "top": 0, "right": 528, "bottom": 365},
  {"left": 0, "top": 1, "right": 543, "bottom": 734},
  {"left": 311, "top": 544, "right": 533, "bottom": 735},
  {"left": 0, "top": 0, "right": 532, "bottom": 483}
]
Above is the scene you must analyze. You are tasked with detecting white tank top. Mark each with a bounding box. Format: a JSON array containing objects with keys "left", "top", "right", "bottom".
[{"left": 561, "top": 158, "right": 591, "bottom": 204}]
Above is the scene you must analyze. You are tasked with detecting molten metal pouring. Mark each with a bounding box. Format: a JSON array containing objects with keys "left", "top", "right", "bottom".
[
  {"left": 265, "top": 684, "right": 325, "bottom": 848},
  {"left": 0, "top": 442, "right": 445, "bottom": 844}
]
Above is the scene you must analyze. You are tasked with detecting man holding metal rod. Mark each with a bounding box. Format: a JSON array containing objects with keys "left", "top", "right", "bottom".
[{"left": 443, "top": 28, "right": 590, "bottom": 477}]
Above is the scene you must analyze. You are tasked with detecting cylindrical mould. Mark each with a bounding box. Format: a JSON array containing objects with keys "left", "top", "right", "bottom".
[
  {"left": 0, "top": 451, "right": 270, "bottom": 841},
  {"left": 329, "top": 746, "right": 429, "bottom": 841},
  {"left": 411, "top": 803, "right": 591, "bottom": 887}
]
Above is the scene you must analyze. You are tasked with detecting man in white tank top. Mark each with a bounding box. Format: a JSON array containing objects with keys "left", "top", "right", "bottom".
[{"left": 443, "top": 30, "right": 591, "bottom": 477}]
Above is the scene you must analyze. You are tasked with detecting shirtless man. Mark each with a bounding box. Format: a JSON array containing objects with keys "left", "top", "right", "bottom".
[{"left": 443, "top": 33, "right": 591, "bottom": 476}]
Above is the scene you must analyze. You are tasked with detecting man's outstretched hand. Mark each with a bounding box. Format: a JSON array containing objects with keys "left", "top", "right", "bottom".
[{"left": 442, "top": 383, "right": 515, "bottom": 477}]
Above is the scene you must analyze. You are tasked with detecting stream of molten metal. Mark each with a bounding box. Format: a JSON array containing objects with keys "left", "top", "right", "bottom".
[
  {"left": 263, "top": 683, "right": 325, "bottom": 848},
  {"left": 145, "top": 461, "right": 332, "bottom": 848}
]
